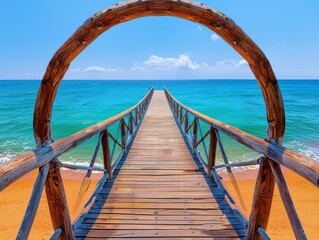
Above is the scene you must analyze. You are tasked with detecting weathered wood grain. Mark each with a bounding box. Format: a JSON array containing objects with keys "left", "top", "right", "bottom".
[
  {"left": 207, "top": 127, "right": 217, "bottom": 177},
  {"left": 101, "top": 129, "right": 112, "bottom": 180},
  {"left": 74, "top": 229, "right": 246, "bottom": 238},
  {"left": 45, "top": 160, "right": 74, "bottom": 240},
  {"left": 269, "top": 161, "right": 307, "bottom": 239},
  {"left": 245, "top": 157, "right": 275, "bottom": 240},
  {"left": 17, "top": 163, "right": 50, "bottom": 240}
]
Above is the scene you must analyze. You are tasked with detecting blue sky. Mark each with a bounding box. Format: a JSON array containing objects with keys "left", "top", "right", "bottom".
[{"left": 1, "top": 0, "right": 318, "bottom": 80}]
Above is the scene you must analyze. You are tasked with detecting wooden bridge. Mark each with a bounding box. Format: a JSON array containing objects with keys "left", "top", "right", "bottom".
[
  {"left": 1, "top": 0, "right": 319, "bottom": 239},
  {"left": 1, "top": 87, "right": 319, "bottom": 239},
  {"left": 73, "top": 90, "right": 246, "bottom": 239}
]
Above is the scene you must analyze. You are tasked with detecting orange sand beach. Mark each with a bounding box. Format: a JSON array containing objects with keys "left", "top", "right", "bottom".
[
  {"left": 1, "top": 167, "right": 318, "bottom": 239},
  {"left": 221, "top": 167, "right": 319, "bottom": 239},
  {"left": 0, "top": 169, "right": 102, "bottom": 240}
]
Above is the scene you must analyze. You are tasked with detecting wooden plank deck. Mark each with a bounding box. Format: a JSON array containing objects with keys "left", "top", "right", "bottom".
[{"left": 74, "top": 91, "right": 246, "bottom": 239}]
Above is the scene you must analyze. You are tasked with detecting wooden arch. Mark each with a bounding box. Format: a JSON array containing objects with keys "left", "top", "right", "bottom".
[
  {"left": 33, "top": 0, "right": 285, "bottom": 238},
  {"left": 34, "top": 0, "right": 285, "bottom": 145}
]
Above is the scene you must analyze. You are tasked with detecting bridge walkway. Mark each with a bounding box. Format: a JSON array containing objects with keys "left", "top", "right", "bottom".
[{"left": 74, "top": 91, "right": 246, "bottom": 239}]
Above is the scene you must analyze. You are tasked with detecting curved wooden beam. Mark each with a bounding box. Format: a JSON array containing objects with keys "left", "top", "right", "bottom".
[
  {"left": 34, "top": 0, "right": 285, "bottom": 145},
  {"left": 33, "top": 1, "right": 285, "bottom": 237}
]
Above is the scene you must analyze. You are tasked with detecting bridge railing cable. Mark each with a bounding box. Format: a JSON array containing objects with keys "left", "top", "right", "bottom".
[
  {"left": 0, "top": 87, "right": 154, "bottom": 240},
  {"left": 164, "top": 87, "right": 318, "bottom": 240}
]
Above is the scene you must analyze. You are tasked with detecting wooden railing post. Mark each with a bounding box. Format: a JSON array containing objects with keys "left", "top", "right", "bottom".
[
  {"left": 138, "top": 106, "right": 142, "bottom": 120},
  {"left": 173, "top": 101, "right": 177, "bottom": 115},
  {"left": 45, "top": 159, "right": 74, "bottom": 240},
  {"left": 179, "top": 107, "right": 183, "bottom": 123},
  {"left": 141, "top": 101, "right": 145, "bottom": 114},
  {"left": 184, "top": 112, "right": 189, "bottom": 133},
  {"left": 140, "top": 104, "right": 144, "bottom": 118},
  {"left": 192, "top": 118, "right": 198, "bottom": 152},
  {"left": 246, "top": 156, "right": 275, "bottom": 240},
  {"left": 101, "top": 129, "right": 112, "bottom": 180},
  {"left": 176, "top": 104, "right": 179, "bottom": 117},
  {"left": 129, "top": 112, "right": 134, "bottom": 133},
  {"left": 207, "top": 126, "right": 218, "bottom": 177},
  {"left": 134, "top": 108, "right": 138, "bottom": 126},
  {"left": 17, "top": 163, "right": 50, "bottom": 240},
  {"left": 269, "top": 161, "right": 307, "bottom": 239},
  {"left": 121, "top": 119, "right": 127, "bottom": 153},
  {"left": 172, "top": 101, "right": 175, "bottom": 114}
]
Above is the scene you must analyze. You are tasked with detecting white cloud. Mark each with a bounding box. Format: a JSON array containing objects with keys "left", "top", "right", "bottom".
[
  {"left": 131, "top": 65, "right": 146, "bottom": 71},
  {"left": 197, "top": 26, "right": 202, "bottom": 30},
  {"left": 83, "top": 66, "right": 119, "bottom": 72},
  {"left": 210, "top": 33, "right": 220, "bottom": 41},
  {"left": 84, "top": 66, "right": 107, "bottom": 72},
  {"left": 237, "top": 59, "right": 248, "bottom": 66},
  {"left": 71, "top": 66, "right": 120, "bottom": 73},
  {"left": 132, "top": 54, "right": 201, "bottom": 71},
  {"left": 130, "top": 55, "right": 249, "bottom": 78},
  {"left": 216, "top": 59, "right": 248, "bottom": 68}
]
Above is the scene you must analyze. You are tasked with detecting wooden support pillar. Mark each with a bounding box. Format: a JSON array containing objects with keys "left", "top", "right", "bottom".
[
  {"left": 101, "top": 129, "right": 112, "bottom": 180},
  {"left": 135, "top": 109, "right": 138, "bottom": 125},
  {"left": 129, "top": 112, "right": 134, "bottom": 133},
  {"left": 17, "top": 163, "right": 50, "bottom": 240},
  {"left": 140, "top": 104, "right": 144, "bottom": 117},
  {"left": 269, "top": 161, "right": 307, "bottom": 239},
  {"left": 45, "top": 159, "right": 74, "bottom": 240},
  {"left": 207, "top": 127, "right": 218, "bottom": 177},
  {"left": 192, "top": 118, "right": 198, "bottom": 153},
  {"left": 245, "top": 157, "right": 275, "bottom": 240},
  {"left": 137, "top": 107, "right": 140, "bottom": 121},
  {"left": 121, "top": 119, "right": 127, "bottom": 153},
  {"left": 184, "top": 112, "right": 189, "bottom": 133},
  {"left": 173, "top": 101, "right": 177, "bottom": 115},
  {"left": 139, "top": 106, "right": 142, "bottom": 120}
]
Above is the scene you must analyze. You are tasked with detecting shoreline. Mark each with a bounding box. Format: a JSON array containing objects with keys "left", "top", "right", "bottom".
[{"left": 1, "top": 167, "right": 318, "bottom": 239}]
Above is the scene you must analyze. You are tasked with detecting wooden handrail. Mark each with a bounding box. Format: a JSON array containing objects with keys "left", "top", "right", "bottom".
[
  {"left": 0, "top": 87, "right": 153, "bottom": 240},
  {"left": 164, "top": 87, "right": 317, "bottom": 239},
  {"left": 164, "top": 87, "right": 319, "bottom": 187},
  {"left": 0, "top": 87, "right": 153, "bottom": 191},
  {"left": 213, "top": 159, "right": 259, "bottom": 169}
]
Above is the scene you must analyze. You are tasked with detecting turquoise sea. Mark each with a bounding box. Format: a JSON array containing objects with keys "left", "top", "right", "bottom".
[{"left": 0, "top": 80, "right": 318, "bottom": 166}]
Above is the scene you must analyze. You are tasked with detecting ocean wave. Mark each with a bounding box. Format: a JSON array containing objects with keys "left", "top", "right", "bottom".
[
  {"left": 0, "top": 139, "right": 33, "bottom": 164},
  {"left": 1, "top": 139, "right": 318, "bottom": 170},
  {"left": 285, "top": 140, "right": 319, "bottom": 162},
  {"left": 0, "top": 149, "right": 18, "bottom": 164}
]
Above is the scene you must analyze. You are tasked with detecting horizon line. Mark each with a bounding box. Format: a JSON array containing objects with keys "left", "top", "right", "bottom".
[{"left": 1, "top": 78, "right": 319, "bottom": 81}]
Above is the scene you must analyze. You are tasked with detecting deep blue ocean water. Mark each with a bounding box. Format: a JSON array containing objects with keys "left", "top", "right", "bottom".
[{"left": 0, "top": 80, "right": 318, "bottom": 166}]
